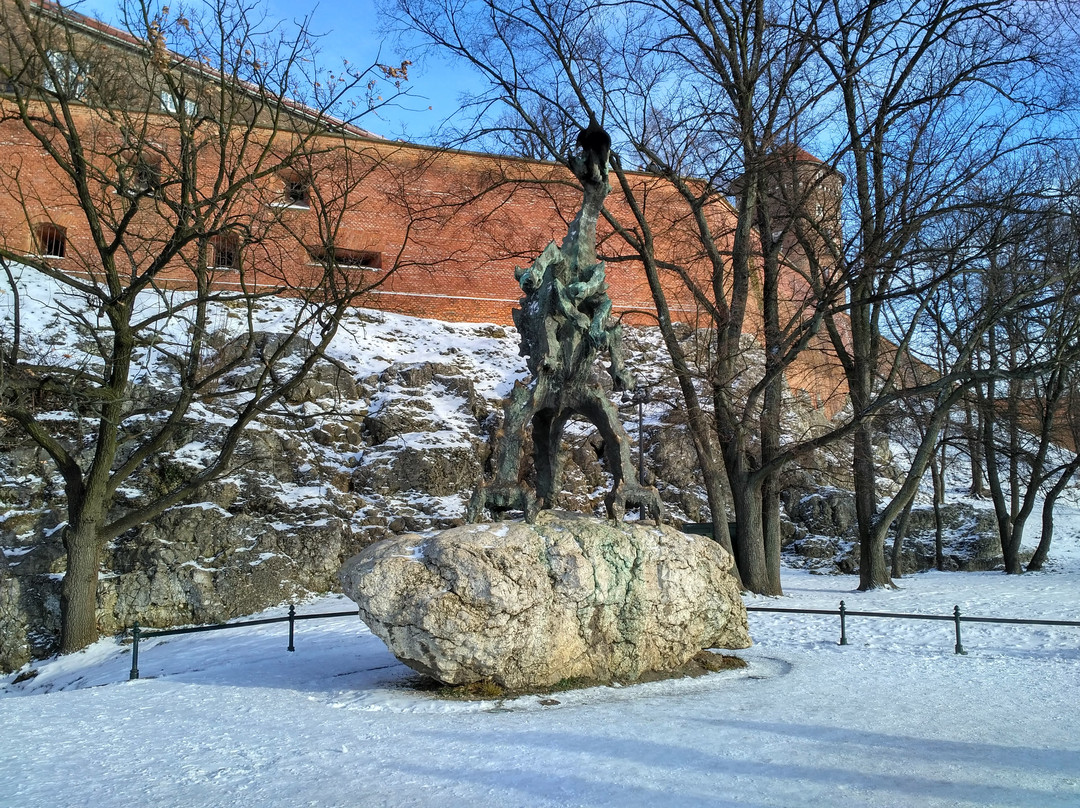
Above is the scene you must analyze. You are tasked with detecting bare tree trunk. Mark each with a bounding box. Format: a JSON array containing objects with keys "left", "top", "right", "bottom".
[
  {"left": 760, "top": 375, "right": 784, "bottom": 595},
  {"left": 0, "top": 259, "right": 18, "bottom": 366},
  {"left": 714, "top": 355, "right": 774, "bottom": 594},
  {"left": 706, "top": 470, "right": 736, "bottom": 561},
  {"left": 1029, "top": 505, "right": 1055, "bottom": 571},
  {"left": 759, "top": 216, "right": 786, "bottom": 596},
  {"left": 890, "top": 496, "right": 915, "bottom": 578},
  {"left": 984, "top": 440, "right": 1018, "bottom": 572},
  {"left": 853, "top": 420, "right": 890, "bottom": 589},
  {"left": 982, "top": 389, "right": 1022, "bottom": 574},
  {"left": 59, "top": 517, "right": 103, "bottom": 652},
  {"left": 1008, "top": 363, "right": 1021, "bottom": 520},
  {"left": 966, "top": 401, "right": 986, "bottom": 497},
  {"left": 624, "top": 215, "right": 739, "bottom": 580},
  {"left": 729, "top": 476, "right": 770, "bottom": 594},
  {"left": 930, "top": 454, "right": 945, "bottom": 571},
  {"left": 761, "top": 472, "right": 783, "bottom": 595}
]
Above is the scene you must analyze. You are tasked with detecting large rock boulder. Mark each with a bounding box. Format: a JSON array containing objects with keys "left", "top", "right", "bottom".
[
  {"left": 0, "top": 558, "right": 30, "bottom": 672},
  {"left": 102, "top": 508, "right": 363, "bottom": 629},
  {"left": 339, "top": 512, "right": 750, "bottom": 690},
  {"left": 894, "top": 503, "right": 1021, "bottom": 572},
  {"left": 788, "top": 488, "right": 858, "bottom": 537}
]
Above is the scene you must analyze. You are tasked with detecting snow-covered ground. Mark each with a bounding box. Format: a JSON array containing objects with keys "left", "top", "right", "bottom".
[{"left": 3, "top": 514, "right": 1078, "bottom": 808}]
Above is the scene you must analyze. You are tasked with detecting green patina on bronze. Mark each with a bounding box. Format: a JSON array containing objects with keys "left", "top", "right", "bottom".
[{"left": 467, "top": 122, "right": 663, "bottom": 523}]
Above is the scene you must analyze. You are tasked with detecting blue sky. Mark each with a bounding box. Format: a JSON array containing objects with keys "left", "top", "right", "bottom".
[
  {"left": 259, "top": 0, "right": 472, "bottom": 140},
  {"left": 75, "top": 0, "right": 476, "bottom": 142}
]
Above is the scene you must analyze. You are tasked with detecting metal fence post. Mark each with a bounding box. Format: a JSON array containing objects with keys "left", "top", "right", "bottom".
[
  {"left": 287, "top": 604, "right": 296, "bottom": 652},
  {"left": 839, "top": 601, "right": 848, "bottom": 646},
  {"left": 953, "top": 605, "right": 967, "bottom": 655},
  {"left": 129, "top": 622, "right": 141, "bottom": 680}
]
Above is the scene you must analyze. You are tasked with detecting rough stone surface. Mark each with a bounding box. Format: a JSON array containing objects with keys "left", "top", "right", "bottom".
[
  {"left": 101, "top": 509, "right": 364, "bottom": 629},
  {"left": 340, "top": 512, "right": 750, "bottom": 690},
  {"left": 0, "top": 356, "right": 489, "bottom": 670},
  {"left": 894, "top": 503, "right": 1026, "bottom": 572},
  {"left": 0, "top": 308, "right": 1010, "bottom": 674},
  {"left": 0, "top": 559, "right": 29, "bottom": 672},
  {"left": 782, "top": 501, "right": 1013, "bottom": 575},
  {"left": 789, "top": 488, "right": 858, "bottom": 537}
]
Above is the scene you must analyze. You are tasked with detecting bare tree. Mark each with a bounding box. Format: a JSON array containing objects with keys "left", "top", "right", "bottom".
[
  {"left": 970, "top": 165, "right": 1080, "bottom": 573},
  {"left": 0, "top": 0, "right": 412, "bottom": 652},
  {"left": 1030, "top": 384, "right": 1080, "bottom": 571},
  {"left": 803, "top": 0, "right": 1078, "bottom": 589}
]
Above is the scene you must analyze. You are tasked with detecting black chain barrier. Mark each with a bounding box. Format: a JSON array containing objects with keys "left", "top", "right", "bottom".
[
  {"left": 747, "top": 602, "right": 1080, "bottom": 656},
  {"left": 125, "top": 601, "right": 1079, "bottom": 681}
]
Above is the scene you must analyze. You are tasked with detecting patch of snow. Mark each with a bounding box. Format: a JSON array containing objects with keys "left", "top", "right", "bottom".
[
  {"left": 180, "top": 502, "right": 232, "bottom": 516},
  {"left": 180, "top": 560, "right": 216, "bottom": 572}
]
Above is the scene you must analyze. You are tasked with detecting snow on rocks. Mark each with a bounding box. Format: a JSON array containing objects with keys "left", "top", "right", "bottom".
[
  {"left": 0, "top": 299, "right": 523, "bottom": 670},
  {"left": 340, "top": 512, "right": 750, "bottom": 690}
]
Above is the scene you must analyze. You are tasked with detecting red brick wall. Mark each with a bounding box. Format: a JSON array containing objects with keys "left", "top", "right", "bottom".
[
  {"left": 0, "top": 101, "right": 850, "bottom": 413},
  {"left": 0, "top": 102, "right": 749, "bottom": 327}
]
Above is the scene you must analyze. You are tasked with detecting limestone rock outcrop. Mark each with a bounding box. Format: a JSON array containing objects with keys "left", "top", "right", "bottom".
[{"left": 340, "top": 512, "right": 750, "bottom": 690}]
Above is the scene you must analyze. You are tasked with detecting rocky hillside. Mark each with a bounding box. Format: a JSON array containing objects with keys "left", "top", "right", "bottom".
[{"left": 0, "top": 284, "right": 1009, "bottom": 672}]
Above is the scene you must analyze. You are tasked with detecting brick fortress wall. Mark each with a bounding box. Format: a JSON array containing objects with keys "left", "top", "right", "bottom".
[{"left": 0, "top": 101, "right": 850, "bottom": 414}]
